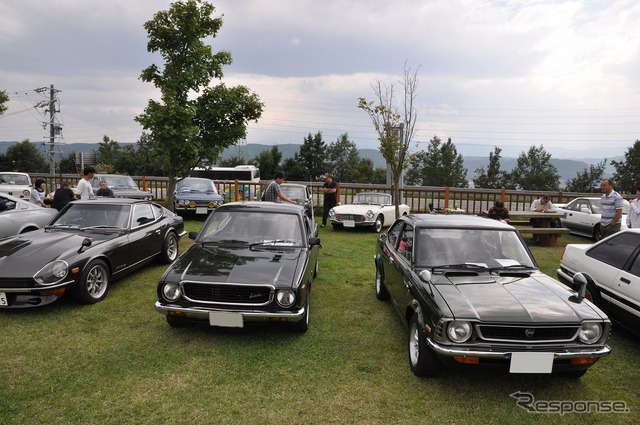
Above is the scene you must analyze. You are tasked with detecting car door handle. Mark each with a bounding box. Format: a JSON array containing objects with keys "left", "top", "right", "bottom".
[
  {"left": 155, "top": 230, "right": 161, "bottom": 235},
  {"left": 620, "top": 277, "right": 631, "bottom": 284}
]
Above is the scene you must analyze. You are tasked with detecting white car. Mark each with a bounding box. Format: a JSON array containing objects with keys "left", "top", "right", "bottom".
[
  {"left": 329, "top": 192, "right": 409, "bottom": 233},
  {"left": 0, "top": 172, "right": 32, "bottom": 199},
  {"left": 557, "top": 229, "right": 640, "bottom": 336},
  {"left": 556, "top": 197, "right": 629, "bottom": 241},
  {"left": 0, "top": 193, "right": 59, "bottom": 238}
]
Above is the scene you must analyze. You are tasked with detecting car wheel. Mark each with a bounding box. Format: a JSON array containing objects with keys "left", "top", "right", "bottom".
[
  {"left": 292, "top": 287, "right": 310, "bottom": 333},
  {"left": 159, "top": 232, "right": 179, "bottom": 264},
  {"left": 372, "top": 216, "right": 383, "bottom": 233},
  {"left": 166, "top": 314, "right": 186, "bottom": 328},
  {"left": 75, "top": 259, "right": 110, "bottom": 304},
  {"left": 331, "top": 223, "right": 342, "bottom": 230},
  {"left": 408, "top": 314, "right": 442, "bottom": 377},
  {"left": 593, "top": 224, "right": 602, "bottom": 241},
  {"left": 375, "top": 263, "right": 390, "bottom": 301},
  {"left": 558, "top": 369, "right": 588, "bottom": 379}
]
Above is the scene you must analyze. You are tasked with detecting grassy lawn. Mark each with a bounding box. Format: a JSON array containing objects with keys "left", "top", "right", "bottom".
[{"left": 1, "top": 219, "right": 639, "bottom": 424}]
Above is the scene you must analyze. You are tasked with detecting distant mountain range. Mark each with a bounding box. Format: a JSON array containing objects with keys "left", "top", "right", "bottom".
[{"left": 0, "top": 141, "right": 619, "bottom": 181}]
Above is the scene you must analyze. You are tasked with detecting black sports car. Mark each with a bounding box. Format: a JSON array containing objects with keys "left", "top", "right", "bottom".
[
  {"left": 155, "top": 201, "right": 321, "bottom": 332},
  {"left": 0, "top": 199, "right": 185, "bottom": 308},
  {"left": 374, "top": 214, "right": 611, "bottom": 378}
]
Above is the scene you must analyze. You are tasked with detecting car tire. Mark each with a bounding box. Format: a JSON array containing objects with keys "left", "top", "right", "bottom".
[
  {"left": 75, "top": 259, "right": 110, "bottom": 304},
  {"left": 558, "top": 369, "right": 588, "bottom": 379},
  {"left": 593, "top": 224, "right": 602, "bottom": 241},
  {"left": 372, "top": 216, "right": 383, "bottom": 233},
  {"left": 375, "top": 263, "right": 390, "bottom": 301},
  {"left": 292, "top": 287, "right": 310, "bottom": 333},
  {"left": 331, "top": 223, "right": 342, "bottom": 230},
  {"left": 166, "top": 314, "right": 187, "bottom": 328},
  {"left": 159, "top": 232, "right": 179, "bottom": 264},
  {"left": 408, "top": 313, "right": 442, "bottom": 377}
]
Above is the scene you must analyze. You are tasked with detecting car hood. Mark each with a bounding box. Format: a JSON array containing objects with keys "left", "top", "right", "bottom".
[
  {"left": 333, "top": 204, "right": 383, "bottom": 214},
  {"left": 162, "top": 244, "right": 304, "bottom": 288},
  {"left": 0, "top": 230, "right": 113, "bottom": 277},
  {"left": 433, "top": 271, "right": 605, "bottom": 323}
]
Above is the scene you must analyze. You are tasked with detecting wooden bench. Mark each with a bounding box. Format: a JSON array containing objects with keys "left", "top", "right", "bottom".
[{"left": 516, "top": 227, "right": 570, "bottom": 246}]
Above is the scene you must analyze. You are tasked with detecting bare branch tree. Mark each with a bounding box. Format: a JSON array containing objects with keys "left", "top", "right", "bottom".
[{"left": 358, "top": 63, "right": 419, "bottom": 217}]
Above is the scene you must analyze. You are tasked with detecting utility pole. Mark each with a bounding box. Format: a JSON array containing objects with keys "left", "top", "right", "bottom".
[{"left": 35, "top": 85, "right": 61, "bottom": 175}]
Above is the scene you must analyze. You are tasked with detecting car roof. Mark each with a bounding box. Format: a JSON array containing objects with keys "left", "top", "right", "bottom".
[
  {"left": 217, "top": 201, "right": 304, "bottom": 214},
  {"left": 408, "top": 213, "right": 515, "bottom": 230}
]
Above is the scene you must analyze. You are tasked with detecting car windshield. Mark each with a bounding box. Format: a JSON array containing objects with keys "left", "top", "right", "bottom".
[
  {"left": 102, "top": 176, "right": 138, "bottom": 190},
  {"left": 280, "top": 186, "right": 305, "bottom": 200},
  {"left": 354, "top": 193, "right": 391, "bottom": 205},
  {"left": 0, "top": 173, "right": 29, "bottom": 185},
  {"left": 177, "top": 179, "right": 217, "bottom": 193},
  {"left": 49, "top": 204, "right": 131, "bottom": 229},
  {"left": 415, "top": 228, "right": 536, "bottom": 269},
  {"left": 198, "top": 210, "right": 303, "bottom": 246}
]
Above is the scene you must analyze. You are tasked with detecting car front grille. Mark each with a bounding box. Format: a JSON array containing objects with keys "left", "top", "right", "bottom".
[
  {"left": 0, "top": 278, "right": 36, "bottom": 289},
  {"left": 477, "top": 325, "right": 580, "bottom": 343},
  {"left": 335, "top": 214, "right": 365, "bottom": 222},
  {"left": 182, "top": 281, "right": 273, "bottom": 306}
]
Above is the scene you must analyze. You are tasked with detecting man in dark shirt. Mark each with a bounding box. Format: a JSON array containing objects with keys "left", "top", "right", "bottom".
[
  {"left": 52, "top": 181, "right": 76, "bottom": 211},
  {"left": 487, "top": 200, "right": 510, "bottom": 223},
  {"left": 95, "top": 180, "right": 115, "bottom": 197},
  {"left": 321, "top": 173, "right": 337, "bottom": 227}
]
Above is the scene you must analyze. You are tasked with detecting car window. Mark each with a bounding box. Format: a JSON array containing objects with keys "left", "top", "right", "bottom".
[
  {"left": 587, "top": 232, "right": 640, "bottom": 269},
  {"left": 0, "top": 196, "right": 17, "bottom": 212},
  {"left": 396, "top": 224, "right": 414, "bottom": 262},
  {"left": 386, "top": 220, "right": 404, "bottom": 248},
  {"left": 131, "top": 204, "right": 155, "bottom": 228},
  {"left": 151, "top": 204, "right": 165, "bottom": 220}
]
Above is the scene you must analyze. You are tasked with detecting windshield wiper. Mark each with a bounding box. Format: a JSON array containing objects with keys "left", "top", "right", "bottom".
[
  {"left": 202, "top": 239, "right": 249, "bottom": 246},
  {"left": 250, "top": 239, "right": 299, "bottom": 248},
  {"left": 80, "top": 225, "right": 122, "bottom": 231},
  {"left": 46, "top": 224, "right": 81, "bottom": 230},
  {"left": 431, "top": 263, "right": 488, "bottom": 269},
  {"left": 490, "top": 264, "right": 536, "bottom": 272}
]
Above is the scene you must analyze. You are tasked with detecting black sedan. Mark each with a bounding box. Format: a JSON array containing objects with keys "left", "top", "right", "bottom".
[
  {"left": 374, "top": 214, "right": 611, "bottom": 378},
  {"left": 0, "top": 199, "right": 185, "bottom": 308},
  {"left": 155, "top": 202, "right": 321, "bottom": 332}
]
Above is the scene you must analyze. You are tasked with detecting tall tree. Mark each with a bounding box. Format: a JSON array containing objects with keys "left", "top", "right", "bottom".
[
  {"left": 298, "top": 131, "right": 327, "bottom": 181},
  {"left": 251, "top": 146, "right": 282, "bottom": 180},
  {"left": 473, "top": 146, "right": 508, "bottom": 189},
  {"left": 281, "top": 154, "right": 308, "bottom": 181},
  {"left": 611, "top": 140, "right": 640, "bottom": 193},
  {"left": 57, "top": 152, "right": 80, "bottom": 174},
  {"left": 135, "top": 0, "right": 263, "bottom": 210},
  {"left": 406, "top": 136, "right": 467, "bottom": 187},
  {"left": 4, "top": 140, "right": 48, "bottom": 173},
  {"left": 326, "top": 133, "right": 361, "bottom": 182},
  {"left": 510, "top": 145, "right": 560, "bottom": 191},
  {"left": 0, "top": 89, "right": 8, "bottom": 116},
  {"left": 352, "top": 158, "right": 386, "bottom": 184},
  {"left": 359, "top": 63, "right": 419, "bottom": 217},
  {"left": 565, "top": 159, "right": 607, "bottom": 193}
]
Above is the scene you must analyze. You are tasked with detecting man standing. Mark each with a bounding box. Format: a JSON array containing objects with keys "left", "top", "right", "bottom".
[
  {"left": 262, "top": 171, "right": 297, "bottom": 204},
  {"left": 321, "top": 173, "right": 337, "bottom": 227},
  {"left": 52, "top": 181, "right": 75, "bottom": 211},
  {"left": 77, "top": 166, "right": 95, "bottom": 200},
  {"left": 600, "top": 178, "right": 624, "bottom": 239},
  {"left": 627, "top": 186, "right": 640, "bottom": 228}
]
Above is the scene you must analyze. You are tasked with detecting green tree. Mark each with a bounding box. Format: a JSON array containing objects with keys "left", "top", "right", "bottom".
[
  {"left": 473, "top": 146, "right": 508, "bottom": 189},
  {"left": 251, "top": 146, "right": 282, "bottom": 179},
  {"left": 565, "top": 159, "right": 607, "bottom": 193},
  {"left": 406, "top": 136, "right": 467, "bottom": 187},
  {"left": 326, "top": 133, "right": 361, "bottom": 182},
  {"left": 4, "top": 140, "right": 48, "bottom": 173},
  {"left": 297, "top": 131, "right": 328, "bottom": 181},
  {"left": 510, "top": 145, "right": 560, "bottom": 191},
  {"left": 135, "top": 132, "right": 165, "bottom": 176},
  {"left": 57, "top": 152, "right": 80, "bottom": 174},
  {"left": 352, "top": 158, "right": 386, "bottom": 184},
  {"left": 611, "top": 140, "right": 640, "bottom": 193},
  {"left": 358, "top": 64, "right": 419, "bottom": 217},
  {"left": 218, "top": 156, "right": 248, "bottom": 167},
  {"left": 135, "top": 0, "right": 263, "bottom": 210},
  {"left": 0, "top": 89, "right": 8, "bottom": 116},
  {"left": 281, "top": 154, "right": 308, "bottom": 181}
]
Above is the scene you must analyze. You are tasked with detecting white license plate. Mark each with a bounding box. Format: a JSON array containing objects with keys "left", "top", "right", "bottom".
[
  {"left": 343, "top": 220, "right": 356, "bottom": 228},
  {"left": 195, "top": 207, "right": 208, "bottom": 214},
  {"left": 510, "top": 352, "right": 553, "bottom": 373},
  {"left": 0, "top": 292, "right": 7, "bottom": 306},
  {"left": 209, "top": 312, "right": 244, "bottom": 328}
]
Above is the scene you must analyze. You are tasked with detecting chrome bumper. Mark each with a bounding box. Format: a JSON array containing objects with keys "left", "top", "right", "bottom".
[
  {"left": 427, "top": 339, "right": 612, "bottom": 359},
  {"left": 154, "top": 301, "right": 305, "bottom": 323}
]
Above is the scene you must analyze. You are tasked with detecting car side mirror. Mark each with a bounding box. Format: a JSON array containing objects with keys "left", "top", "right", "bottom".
[
  {"left": 309, "top": 237, "right": 321, "bottom": 247},
  {"left": 419, "top": 270, "right": 432, "bottom": 282},
  {"left": 78, "top": 237, "right": 92, "bottom": 253},
  {"left": 569, "top": 272, "right": 592, "bottom": 303},
  {"left": 189, "top": 231, "right": 199, "bottom": 240}
]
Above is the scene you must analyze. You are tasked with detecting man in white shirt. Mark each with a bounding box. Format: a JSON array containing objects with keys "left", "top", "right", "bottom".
[
  {"left": 627, "top": 186, "right": 640, "bottom": 228},
  {"left": 77, "top": 166, "right": 95, "bottom": 200}
]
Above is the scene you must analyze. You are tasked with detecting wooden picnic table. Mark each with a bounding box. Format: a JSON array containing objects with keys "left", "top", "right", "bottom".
[{"left": 508, "top": 211, "right": 567, "bottom": 246}]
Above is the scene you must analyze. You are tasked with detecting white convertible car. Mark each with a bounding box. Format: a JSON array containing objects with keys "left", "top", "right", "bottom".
[
  {"left": 557, "top": 229, "right": 640, "bottom": 336},
  {"left": 329, "top": 192, "right": 409, "bottom": 233}
]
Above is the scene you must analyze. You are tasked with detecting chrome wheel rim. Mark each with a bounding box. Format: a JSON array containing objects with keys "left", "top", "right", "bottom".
[
  {"left": 86, "top": 265, "right": 108, "bottom": 299},
  {"left": 409, "top": 321, "right": 420, "bottom": 366},
  {"left": 167, "top": 235, "right": 178, "bottom": 261}
]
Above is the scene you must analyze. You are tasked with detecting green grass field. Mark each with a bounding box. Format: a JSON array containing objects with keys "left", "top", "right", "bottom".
[{"left": 1, "top": 220, "right": 638, "bottom": 424}]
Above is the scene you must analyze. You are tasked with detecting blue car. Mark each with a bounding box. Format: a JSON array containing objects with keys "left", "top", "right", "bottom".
[{"left": 174, "top": 177, "right": 224, "bottom": 216}]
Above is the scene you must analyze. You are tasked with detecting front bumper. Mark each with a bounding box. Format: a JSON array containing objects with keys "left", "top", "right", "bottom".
[
  {"left": 330, "top": 218, "right": 374, "bottom": 227},
  {"left": 0, "top": 280, "right": 73, "bottom": 308},
  {"left": 155, "top": 301, "right": 306, "bottom": 324}
]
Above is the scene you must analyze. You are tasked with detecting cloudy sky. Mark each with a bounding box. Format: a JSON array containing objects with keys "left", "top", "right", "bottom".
[{"left": 1, "top": 0, "right": 639, "bottom": 160}]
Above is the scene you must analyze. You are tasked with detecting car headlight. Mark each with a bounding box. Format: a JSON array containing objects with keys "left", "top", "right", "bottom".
[
  {"left": 366, "top": 210, "right": 374, "bottom": 220},
  {"left": 447, "top": 320, "right": 473, "bottom": 343},
  {"left": 329, "top": 209, "right": 336, "bottom": 218},
  {"left": 34, "top": 260, "right": 69, "bottom": 285},
  {"left": 578, "top": 322, "right": 602, "bottom": 344},
  {"left": 162, "top": 282, "right": 182, "bottom": 302},
  {"left": 276, "top": 289, "right": 296, "bottom": 307},
  {"left": 23, "top": 189, "right": 31, "bottom": 197}
]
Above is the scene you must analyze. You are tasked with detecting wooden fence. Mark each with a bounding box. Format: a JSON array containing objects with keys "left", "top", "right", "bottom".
[{"left": 31, "top": 173, "right": 607, "bottom": 216}]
